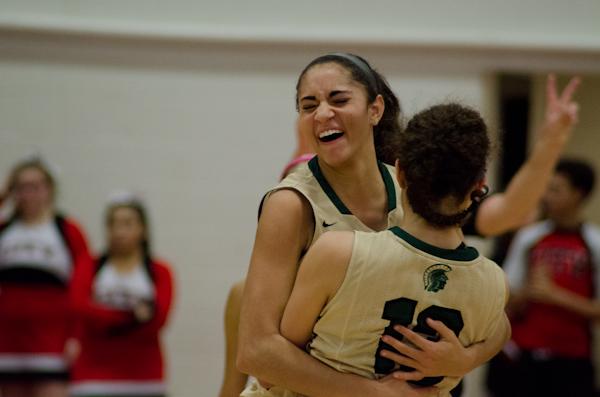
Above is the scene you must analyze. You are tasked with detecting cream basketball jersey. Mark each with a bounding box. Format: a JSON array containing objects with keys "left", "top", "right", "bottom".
[
  {"left": 241, "top": 158, "right": 404, "bottom": 397},
  {"left": 261, "top": 157, "right": 404, "bottom": 247},
  {"left": 308, "top": 227, "right": 507, "bottom": 396}
]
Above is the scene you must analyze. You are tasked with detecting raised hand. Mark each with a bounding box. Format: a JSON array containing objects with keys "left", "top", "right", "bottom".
[{"left": 538, "top": 74, "right": 580, "bottom": 148}]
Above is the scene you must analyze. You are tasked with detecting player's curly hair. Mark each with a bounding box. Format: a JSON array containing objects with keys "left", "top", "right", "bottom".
[{"left": 396, "top": 103, "right": 490, "bottom": 227}]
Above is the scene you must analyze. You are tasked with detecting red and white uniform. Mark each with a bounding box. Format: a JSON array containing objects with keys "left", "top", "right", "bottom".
[
  {"left": 504, "top": 220, "right": 600, "bottom": 359},
  {"left": 70, "top": 256, "right": 174, "bottom": 396},
  {"left": 0, "top": 215, "right": 92, "bottom": 377}
]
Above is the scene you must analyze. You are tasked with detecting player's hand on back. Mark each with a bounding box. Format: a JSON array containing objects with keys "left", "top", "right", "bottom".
[{"left": 380, "top": 318, "right": 475, "bottom": 380}]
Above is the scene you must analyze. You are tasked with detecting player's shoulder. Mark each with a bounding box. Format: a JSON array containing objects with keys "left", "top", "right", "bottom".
[
  {"left": 263, "top": 161, "right": 313, "bottom": 203},
  {"left": 312, "top": 231, "right": 355, "bottom": 258},
  {"left": 352, "top": 228, "right": 395, "bottom": 250},
  {"left": 303, "top": 231, "right": 354, "bottom": 274},
  {"left": 303, "top": 231, "right": 355, "bottom": 294},
  {"left": 478, "top": 256, "right": 507, "bottom": 292},
  {"left": 261, "top": 187, "right": 313, "bottom": 220},
  {"left": 276, "top": 161, "right": 313, "bottom": 189},
  {"left": 479, "top": 256, "right": 504, "bottom": 276}
]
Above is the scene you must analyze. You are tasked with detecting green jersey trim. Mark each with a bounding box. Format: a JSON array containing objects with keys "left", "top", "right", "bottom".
[
  {"left": 308, "top": 157, "right": 397, "bottom": 215},
  {"left": 389, "top": 226, "right": 479, "bottom": 262}
]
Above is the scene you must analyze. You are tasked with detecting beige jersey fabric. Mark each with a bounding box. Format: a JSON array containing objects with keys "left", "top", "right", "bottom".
[
  {"left": 259, "top": 157, "right": 404, "bottom": 248},
  {"left": 307, "top": 227, "right": 506, "bottom": 396},
  {"left": 242, "top": 157, "right": 402, "bottom": 397},
  {"left": 242, "top": 228, "right": 506, "bottom": 397},
  {"left": 242, "top": 159, "right": 505, "bottom": 397}
]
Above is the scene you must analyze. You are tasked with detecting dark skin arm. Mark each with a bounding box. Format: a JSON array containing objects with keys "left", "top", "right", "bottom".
[{"left": 475, "top": 75, "right": 580, "bottom": 237}]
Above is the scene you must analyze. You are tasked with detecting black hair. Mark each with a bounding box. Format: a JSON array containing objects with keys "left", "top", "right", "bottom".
[
  {"left": 396, "top": 103, "right": 490, "bottom": 227},
  {"left": 295, "top": 53, "right": 402, "bottom": 163},
  {"left": 556, "top": 158, "right": 596, "bottom": 199},
  {"left": 105, "top": 200, "right": 152, "bottom": 262}
]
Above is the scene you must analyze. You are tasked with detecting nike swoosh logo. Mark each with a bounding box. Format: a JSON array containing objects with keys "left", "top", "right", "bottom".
[{"left": 322, "top": 221, "right": 337, "bottom": 228}]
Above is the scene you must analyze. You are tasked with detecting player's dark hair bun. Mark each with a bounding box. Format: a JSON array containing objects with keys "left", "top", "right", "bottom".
[{"left": 397, "top": 103, "right": 490, "bottom": 227}]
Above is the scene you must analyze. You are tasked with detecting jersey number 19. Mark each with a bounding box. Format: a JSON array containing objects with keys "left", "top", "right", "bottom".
[{"left": 374, "top": 297, "right": 464, "bottom": 386}]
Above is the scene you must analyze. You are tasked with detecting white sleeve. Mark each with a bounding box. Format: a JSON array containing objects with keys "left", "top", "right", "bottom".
[
  {"left": 582, "top": 223, "right": 600, "bottom": 298},
  {"left": 503, "top": 222, "right": 552, "bottom": 291},
  {"left": 503, "top": 231, "right": 530, "bottom": 291}
]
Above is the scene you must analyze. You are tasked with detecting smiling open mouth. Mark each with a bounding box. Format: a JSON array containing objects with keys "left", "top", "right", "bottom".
[{"left": 319, "top": 130, "right": 344, "bottom": 143}]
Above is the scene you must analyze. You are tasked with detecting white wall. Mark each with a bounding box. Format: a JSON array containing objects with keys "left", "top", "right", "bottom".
[
  {"left": 1, "top": 0, "right": 599, "bottom": 51},
  {"left": 0, "top": 44, "right": 491, "bottom": 397},
  {"left": 1, "top": 2, "right": 600, "bottom": 396}
]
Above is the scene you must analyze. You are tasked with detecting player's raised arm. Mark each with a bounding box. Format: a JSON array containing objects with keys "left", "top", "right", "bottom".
[{"left": 475, "top": 75, "right": 580, "bottom": 237}]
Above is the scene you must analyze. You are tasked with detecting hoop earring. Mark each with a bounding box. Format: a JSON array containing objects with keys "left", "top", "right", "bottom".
[{"left": 471, "top": 184, "right": 490, "bottom": 203}]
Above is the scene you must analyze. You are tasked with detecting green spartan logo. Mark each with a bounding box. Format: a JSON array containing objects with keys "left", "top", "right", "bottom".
[{"left": 423, "top": 264, "right": 452, "bottom": 292}]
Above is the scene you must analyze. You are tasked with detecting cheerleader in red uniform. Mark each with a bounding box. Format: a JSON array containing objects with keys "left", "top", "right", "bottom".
[
  {"left": 0, "top": 158, "right": 92, "bottom": 397},
  {"left": 70, "top": 194, "right": 174, "bottom": 397}
]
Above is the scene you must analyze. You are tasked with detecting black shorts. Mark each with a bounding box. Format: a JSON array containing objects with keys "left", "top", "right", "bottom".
[{"left": 487, "top": 350, "right": 596, "bottom": 397}]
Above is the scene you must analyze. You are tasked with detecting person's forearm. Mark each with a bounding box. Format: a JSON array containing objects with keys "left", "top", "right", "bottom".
[
  {"left": 238, "top": 332, "right": 374, "bottom": 397},
  {"left": 477, "top": 136, "right": 563, "bottom": 236},
  {"left": 475, "top": 74, "right": 579, "bottom": 237},
  {"left": 504, "top": 135, "right": 563, "bottom": 213},
  {"left": 550, "top": 288, "right": 600, "bottom": 320}
]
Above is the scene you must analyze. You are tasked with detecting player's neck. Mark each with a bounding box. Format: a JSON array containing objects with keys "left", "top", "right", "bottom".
[
  {"left": 400, "top": 194, "right": 463, "bottom": 250},
  {"left": 319, "top": 151, "right": 388, "bottom": 228},
  {"left": 401, "top": 216, "right": 463, "bottom": 250},
  {"left": 319, "top": 149, "right": 381, "bottom": 194}
]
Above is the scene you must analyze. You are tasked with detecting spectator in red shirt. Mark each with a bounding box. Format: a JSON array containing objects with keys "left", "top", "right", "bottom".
[
  {"left": 70, "top": 194, "right": 174, "bottom": 397},
  {"left": 0, "top": 157, "right": 93, "bottom": 397},
  {"left": 497, "top": 158, "right": 599, "bottom": 397}
]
